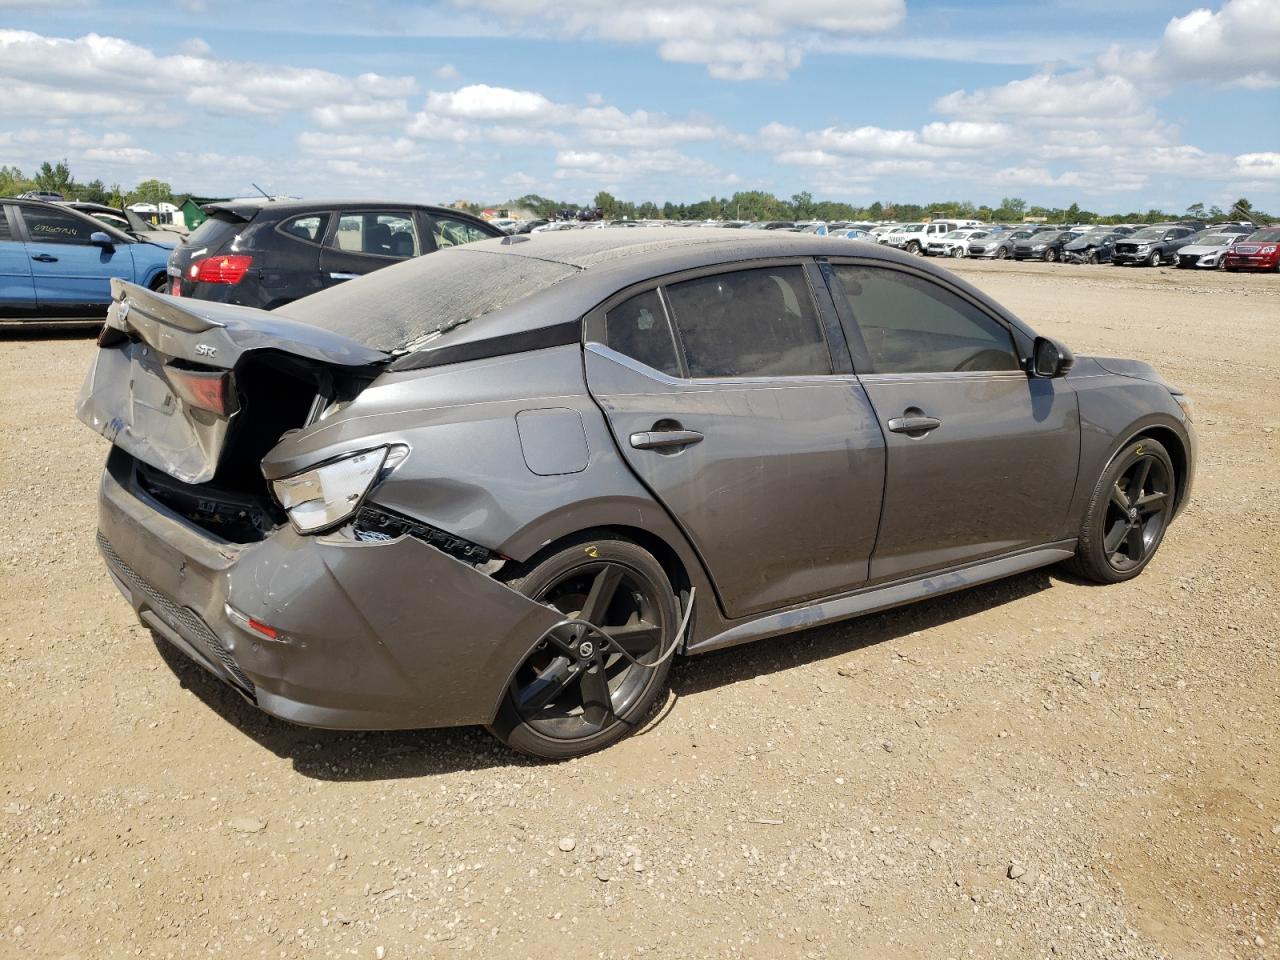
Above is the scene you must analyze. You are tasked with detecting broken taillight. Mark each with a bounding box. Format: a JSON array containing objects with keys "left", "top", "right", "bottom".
[
  {"left": 189, "top": 254, "right": 252, "bottom": 284},
  {"left": 166, "top": 367, "right": 236, "bottom": 416}
]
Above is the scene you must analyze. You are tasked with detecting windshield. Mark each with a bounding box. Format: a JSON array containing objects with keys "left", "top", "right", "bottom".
[
  {"left": 1246, "top": 228, "right": 1280, "bottom": 242},
  {"left": 1196, "top": 234, "right": 1235, "bottom": 246},
  {"left": 1035, "top": 233, "right": 1062, "bottom": 242},
  {"left": 1128, "top": 227, "right": 1166, "bottom": 240},
  {"left": 277, "top": 246, "right": 578, "bottom": 352},
  {"left": 943, "top": 231, "right": 966, "bottom": 239}
]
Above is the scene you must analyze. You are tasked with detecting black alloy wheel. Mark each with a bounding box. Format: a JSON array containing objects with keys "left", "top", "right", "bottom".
[
  {"left": 1065, "top": 438, "right": 1176, "bottom": 584},
  {"left": 489, "top": 538, "right": 677, "bottom": 759}
]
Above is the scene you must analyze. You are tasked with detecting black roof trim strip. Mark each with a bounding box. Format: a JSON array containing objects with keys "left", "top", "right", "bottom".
[{"left": 388, "top": 319, "right": 582, "bottom": 372}]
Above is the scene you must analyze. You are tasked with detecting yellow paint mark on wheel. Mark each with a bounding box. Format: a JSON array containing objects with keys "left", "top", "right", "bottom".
[{"left": 585, "top": 545, "right": 599, "bottom": 558}]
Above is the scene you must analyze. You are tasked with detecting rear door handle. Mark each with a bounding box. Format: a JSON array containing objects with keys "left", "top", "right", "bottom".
[
  {"left": 31, "top": 253, "right": 58, "bottom": 263},
  {"left": 887, "top": 415, "right": 942, "bottom": 434},
  {"left": 630, "top": 429, "right": 704, "bottom": 450}
]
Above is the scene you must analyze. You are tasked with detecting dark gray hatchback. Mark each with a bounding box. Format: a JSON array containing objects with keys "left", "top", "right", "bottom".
[{"left": 79, "top": 230, "right": 1196, "bottom": 758}]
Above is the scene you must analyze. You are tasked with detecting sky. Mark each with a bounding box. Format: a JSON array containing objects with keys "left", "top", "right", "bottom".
[{"left": 0, "top": 0, "right": 1277, "bottom": 213}]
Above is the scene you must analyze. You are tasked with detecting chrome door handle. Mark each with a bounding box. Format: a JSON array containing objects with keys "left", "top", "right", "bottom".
[
  {"left": 31, "top": 253, "right": 58, "bottom": 263},
  {"left": 887, "top": 415, "right": 941, "bottom": 434},
  {"left": 630, "top": 429, "right": 704, "bottom": 450},
  {"left": 328, "top": 272, "right": 359, "bottom": 280}
]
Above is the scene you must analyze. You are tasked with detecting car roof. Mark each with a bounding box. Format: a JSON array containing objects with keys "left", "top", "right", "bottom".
[
  {"left": 205, "top": 198, "right": 492, "bottom": 222},
  {"left": 282, "top": 227, "right": 1036, "bottom": 356}
]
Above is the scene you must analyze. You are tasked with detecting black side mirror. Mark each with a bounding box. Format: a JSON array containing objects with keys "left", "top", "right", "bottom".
[
  {"left": 89, "top": 231, "right": 115, "bottom": 248},
  {"left": 1031, "top": 336, "right": 1074, "bottom": 378}
]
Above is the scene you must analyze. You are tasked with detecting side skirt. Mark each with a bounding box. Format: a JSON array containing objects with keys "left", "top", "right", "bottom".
[{"left": 686, "top": 541, "right": 1076, "bottom": 655}]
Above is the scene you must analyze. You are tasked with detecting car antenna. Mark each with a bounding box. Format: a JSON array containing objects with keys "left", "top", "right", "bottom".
[{"left": 251, "top": 182, "right": 273, "bottom": 201}]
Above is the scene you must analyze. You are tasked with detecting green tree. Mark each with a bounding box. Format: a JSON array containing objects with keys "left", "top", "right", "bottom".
[
  {"left": 79, "top": 178, "right": 109, "bottom": 204},
  {"left": 790, "top": 191, "right": 815, "bottom": 219},
  {"left": 129, "top": 178, "right": 173, "bottom": 206},
  {"left": 1185, "top": 202, "right": 1206, "bottom": 219},
  {"left": 35, "top": 159, "right": 73, "bottom": 195},
  {"left": 593, "top": 190, "right": 617, "bottom": 218},
  {"left": 0, "top": 165, "right": 33, "bottom": 198}
]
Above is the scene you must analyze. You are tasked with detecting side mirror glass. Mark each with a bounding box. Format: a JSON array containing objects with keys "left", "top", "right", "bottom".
[
  {"left": 89, "top": 231, "right": 115, "bottom": 248},
  {"left": 1031, "top": 336, "right": 1074, "bottom": 378}
]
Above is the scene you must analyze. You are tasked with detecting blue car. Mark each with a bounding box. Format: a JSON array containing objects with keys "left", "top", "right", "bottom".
[{"left": 0, "top": 198, "right": 173, "bottom": 324}]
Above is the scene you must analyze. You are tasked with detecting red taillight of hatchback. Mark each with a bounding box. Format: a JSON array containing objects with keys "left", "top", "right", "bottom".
[{"left": 189, "top": 255, "right": 253, "bottom": 284}]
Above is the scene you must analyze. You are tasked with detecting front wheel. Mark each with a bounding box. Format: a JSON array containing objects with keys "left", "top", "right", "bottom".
[
  {"left": 1086, "top": 250, "right": 1098, "bottom": 265},
  {"left": 1146, "top": 250, "right": 1161, "bottom": 267},
  {"left": 996, "top": 247, "right": 1010, "bottom": 260},
  {"left": 905, "top": 241, "right": 922, "bottom": 256},
  {"left": 1063, "top": 438, "right": 1176, "bottom": 584},
  {"left": 487, "top": 537, "right": 679, "bottom": 759},
  {"left": 949, "top": 246, "right": 964, "bottom": 258},
  {"left": 1044, "top": 248, "right": 1058, "bottom": 263}
]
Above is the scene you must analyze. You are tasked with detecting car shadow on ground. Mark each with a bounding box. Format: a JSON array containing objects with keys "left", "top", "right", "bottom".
[{"left": 151, "top": 567, "right": 1056, "bottom": 782}]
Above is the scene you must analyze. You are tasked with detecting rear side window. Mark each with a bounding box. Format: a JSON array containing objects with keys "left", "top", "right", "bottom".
[
  {"left": 186, "top": 213, "right": 243, "bottom": 252},
  {"left": 833, "top": 265, "right": 1019, "bottom": 375},
  {"left": 0, "top": 210, "right": 11, "bottom": 242},
  {"left": 604, "top": 289, "right": 681, "bottom": 377},
  {"left": 664, "top": 266, "right": 831, "bottom": 378},
  {"left": 432, "top": 216, "right": 495, "bottom": 249},
  {"left": 278, "top": 213, "right": 329, "bottom": 244},
  {"left": 330, "top": 211, "right": 419, "bottom": 258}
]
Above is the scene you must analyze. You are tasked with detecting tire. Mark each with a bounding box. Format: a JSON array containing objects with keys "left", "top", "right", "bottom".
[
  {"left": 949, "top": 246, "right": 963, "bottom": 258},
  {"left": 905, "top": 241, "right": 922, "bottom": 256},
  {"left": 1063, "top": 437, "right": 1176, "bottom": 584},
  {"left": 149, "top": 274, "right": 168, "bottom": 293},
  {"left": 1086, "top": 251, "right": 1098, "bottom": 265},
  {"left": 487, "top": 536, "right": 679, "bottom": 759},
  {"left": 996, "top": 247, "right": 1009, "bottom": 260},
  {"left": 1044, "top": 248, "right": 1058, "bottom": 263},
  {"left": 1146, "top": 250, "right": 1161, "bottom": 267}
]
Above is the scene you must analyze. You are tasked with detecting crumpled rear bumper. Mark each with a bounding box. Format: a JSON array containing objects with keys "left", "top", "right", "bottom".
[{"left": 96, "top": 450, "right": 561, "bottom": 730}]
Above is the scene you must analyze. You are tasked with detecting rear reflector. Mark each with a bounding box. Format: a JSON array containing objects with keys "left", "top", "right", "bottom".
[
  {"left": 247, "top": 618, "right": 279, "bottom": 640},
  {"left": 189, "top": 254, "right": 252, "bottom": 284},
  {"left": 166, "top": 367, "right": 235, "bottom": 416},
  {"left": 170, "top": 278, "right": 183, "bottom": 296}
]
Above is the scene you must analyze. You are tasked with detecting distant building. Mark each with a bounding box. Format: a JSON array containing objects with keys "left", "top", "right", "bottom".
[{"left": 127, "top": 200, "right": 182, "bottom": 226}]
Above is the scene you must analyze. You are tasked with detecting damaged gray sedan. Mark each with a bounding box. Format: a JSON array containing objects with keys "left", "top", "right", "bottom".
[{"left": 79, "top": 230, "right": 1196, "bottom": 758}]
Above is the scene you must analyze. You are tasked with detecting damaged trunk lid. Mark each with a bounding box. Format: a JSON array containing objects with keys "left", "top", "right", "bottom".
[{"left": 78, "top": 278, "right": 390, "bottom": 486}]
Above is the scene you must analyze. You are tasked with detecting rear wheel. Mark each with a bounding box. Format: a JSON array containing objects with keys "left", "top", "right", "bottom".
[
  {"left": 905, "top": 241, "right": 922, "bottom": 256},
  {"left": 487, "top": 537, "right": 678, "bottom": 759},
  {"left": 1064, "top": 438, "right": 1176, "bottom": 584}
]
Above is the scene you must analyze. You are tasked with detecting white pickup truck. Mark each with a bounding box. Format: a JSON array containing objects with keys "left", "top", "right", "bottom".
[{"left": 880, "top": 222, "right": 961, "bottom": 255}]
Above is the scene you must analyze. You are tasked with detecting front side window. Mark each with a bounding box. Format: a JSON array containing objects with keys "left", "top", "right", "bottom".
[
  {"left": 329, "top": 211, "right": 419, "bottom": 258},
  {"left": 664, "top": 266, "right": 831, "bottom": 378},
  {"left": 0, "top": 210, "right": 12, "bottom": 242},
  {"left": 431, "top": 216, "right": 494, "bottom": 249},
  {"left": 20, "top": 207, "right": 101, "bottom": 245},
  {"left": 833, "top": 265, "right": 1019, "bottom": 375},
  {"left": 604, "top": 289, "right": 681, "bottom": 377}
]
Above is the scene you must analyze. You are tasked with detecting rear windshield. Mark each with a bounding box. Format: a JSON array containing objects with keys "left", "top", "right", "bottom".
[
  {"left": 186, "top": 213, "right": 244, "bottom": 252},
  {"left": 277, "top": 245, "right": 578, "bottom": 352}
]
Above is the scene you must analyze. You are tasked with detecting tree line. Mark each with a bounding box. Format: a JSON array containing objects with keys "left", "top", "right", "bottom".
[
  {"left": 3, "top": 158, "right": 1269, "bottom": 226},
  {"left": 0, "top": 160, "right": 174, "bottom": 209}
]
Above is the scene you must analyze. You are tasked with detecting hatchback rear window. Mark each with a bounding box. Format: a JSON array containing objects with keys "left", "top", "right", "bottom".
[{"left": 186, "top": 214, "right": 244, "bottom": 252}]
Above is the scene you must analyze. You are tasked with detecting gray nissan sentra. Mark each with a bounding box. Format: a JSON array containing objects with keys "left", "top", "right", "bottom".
[{"left": 78, "top": 229, "right": 1196, "bottom": 758}]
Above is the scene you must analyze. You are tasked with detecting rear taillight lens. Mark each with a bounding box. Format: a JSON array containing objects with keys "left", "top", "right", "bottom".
[
  {"left": 166, "top": 367, "right": 236, "bottom": 416},
  {"left": 189, "top": 255, "right": 252, "bottom": 284}
]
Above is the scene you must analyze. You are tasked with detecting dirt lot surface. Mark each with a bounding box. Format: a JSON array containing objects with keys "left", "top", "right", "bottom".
[{"left": 2, "top": 259, "right": 1278, "bottom": 960}]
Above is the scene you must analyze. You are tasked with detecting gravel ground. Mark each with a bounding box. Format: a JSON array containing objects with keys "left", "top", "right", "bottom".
[{"left": 1, "top": 259, "right": 1278, "bottom": 960}]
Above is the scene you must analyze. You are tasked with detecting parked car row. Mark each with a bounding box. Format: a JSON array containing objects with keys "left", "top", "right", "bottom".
[{"left": 3, "top": 196, "right": 1274, "bottom": 325}]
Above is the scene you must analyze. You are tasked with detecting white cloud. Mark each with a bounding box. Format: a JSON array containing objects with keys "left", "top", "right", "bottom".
[
  {"left": 934, "top": 71, "right": 1149, "bottom": 123},
  {"left": 425, "top": 83, "right": 557, "bottom": 120},
  {"left": 434, "top": 63, "right": 460, "bottom": 80},
  {"left": 451, "top": 0, "right": 904, "bottom": 79},
  {"left": 1234, "top": 152, "right": 1280, "bottom": 180},
  {"left": 1101, "top": 0, "right": 1280, "bottom": 89},
  {"left": 553, "top": 147, "right": 720, "bottom": 183},
  {"left": 0, "top": 29, "right": 417, "bottom": 119}
]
